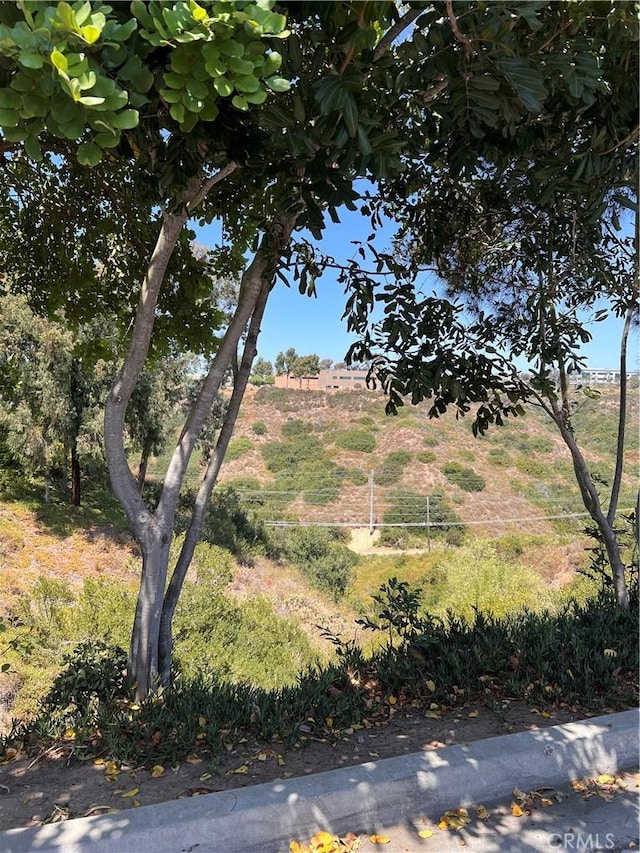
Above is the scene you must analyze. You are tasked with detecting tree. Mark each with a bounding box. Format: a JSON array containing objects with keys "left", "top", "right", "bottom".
[
  {"left": 0, "top": 291, "right": 112, "bottom": 504},
  {"left": 249, "top": 357, "right": 274, "bottom": 386},
  {"left": 3, "top": 0, "right": 632, "bottom": 695},
  {"left": 275, "top": 347, "right": 298, "bottom": 377},
  {"left": 341, "top": 3, "right": 639, "bottom": 608},
  {"left": 291, "top": 353, "right": 320, "bottom": 378}
]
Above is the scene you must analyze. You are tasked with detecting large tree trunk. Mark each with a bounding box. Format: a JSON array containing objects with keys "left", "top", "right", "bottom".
[
  {"left": 158, "top": 269, "right": 272, "bottom": 684},
  {"left": 103, "top": 165, "right": 238, "bottom": 699},
  {"left": 129, "top": 525, "right": 172, "bottom": 698}
]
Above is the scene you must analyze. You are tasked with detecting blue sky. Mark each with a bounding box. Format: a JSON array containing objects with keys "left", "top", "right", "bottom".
[{"left": 199, "top": 208, "right": 637, "bottom": 372}]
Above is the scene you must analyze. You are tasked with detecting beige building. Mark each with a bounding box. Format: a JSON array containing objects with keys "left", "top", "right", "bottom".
[{"left": 274, "top": 368, "right": 375, "bottom": 391}]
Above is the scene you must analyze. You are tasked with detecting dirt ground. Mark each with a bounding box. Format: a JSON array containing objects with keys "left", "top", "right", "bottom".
[{"left": 0, "top": 699, "right": 595, "bottom": 833}]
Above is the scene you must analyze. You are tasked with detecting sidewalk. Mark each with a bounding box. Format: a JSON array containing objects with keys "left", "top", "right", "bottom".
[{"left": 1, "top": 710, "right": 638, "bottom": 853}]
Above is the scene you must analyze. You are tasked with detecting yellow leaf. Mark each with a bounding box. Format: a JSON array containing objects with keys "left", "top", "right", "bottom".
[
  {"left": 277, "top": 757, "right": 286, "bottom": 766},
  {"left": 425, "top": 680, "right": 436, "bottom": 692},
  {"left": 540, "top": 798, "right": 554, "bottom": 807},
  {"left": 227, "top": 764, "right": 249, "bottom": 775},
  {"left": 418, "top": 829, "right": 433, "bottom": 838},
  {"left": 597, "top": 774, "right": 616, "bottom": 784},
  {"left": 425, "top": 711, "right": 440, "bottom": 720},
  {"left": 93, "top": 757, "right": 104, "bottom": 766},
  {"left": 257, "top": 752, "right": 268, "bottom": 762},
  {"left": 133, "top": 799, "right": 141, "bottom": 807},
  {"left": 510, "top": 803, "right": 524, "bottom": 817},
  {"left": 468, "top": 710, "right": 479, "bottom": 718},
  {"left": 198, "top": 715, "right": 207, "bottom": 727},
  {"left": 310, "top": 830, "right": 337, "bottom": 850},
  {"left": 438, "top": 819, "right": 450, "bottom": 830},
  {"left": 121, "top": 788, "right": 139, "bottom": 798},
  {"left": 369, "top": 835, "right": 391, "bottom": 844},
  {"left": 387, "top": 695, "right": 397, "bottom": 705},
  {"left": 63, "top": 728, "right": 76, "bottom": 741},
  {"left": 476, "top": 805, "right": 490, "bottom": 820},
  {"left": 151, "top": 765, "right": 165, "bottom": 778},
  {"left": 325, "top": 717, "right": 333, "bottom": 729},
  {"left": 200, "top": 772, "right": 212, "bottom": 781},
  {"left": 539, "top": 711, "right": 552, "bottom": 718},
  {"left": 289, "top": 843, "right": 310, "bottom": 853}
]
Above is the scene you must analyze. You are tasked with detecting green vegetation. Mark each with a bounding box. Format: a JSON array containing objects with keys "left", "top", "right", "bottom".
[
  {"left": 3, "top": 580, "right": 636, "bottom": 770},
  {"left": 374, "top": 450, "right": 412, "bottom": 486},
  {"left": 251, "top": 421, "right": 267, "bottom": 435},
  {"left": 416, "top": 450, "right": 436, "bottom": 464},
  {"left": 276, "top": 525, "right": 359, "bottom": 600},
  {"left": 333, "top": 429, "right": 376, "bottom": 453},
  {"left": 225, "top": 436, "right": 254, "bottom": 461},
  {"left": 378, "top": 489, "right": 464, "bottom": 548},
  {"left": 441, "top": 461, "right": 486, "bottom": 492}
]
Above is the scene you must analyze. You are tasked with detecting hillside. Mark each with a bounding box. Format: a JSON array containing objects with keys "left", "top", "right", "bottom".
[{"left": 215, "top": 383, "right": 638, "bottom": 539}]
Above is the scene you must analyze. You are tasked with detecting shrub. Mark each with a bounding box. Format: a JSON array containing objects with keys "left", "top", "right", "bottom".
[
  {"left": 225, "top": 436, "right": 253, "bottom": 460},
  {"left": 416, "top": 450, "right": 436, "bottom": 464},
  {"left": 251, "top": 422, "right": 267, "bottom": 436},
  {"left": 177, "top": 486, "right": 271, "bottom": 557},
  {"left": 279, "top": 526, "right": 359, "bottom": 599},
  {"left": 375, "top": 450, "right": 412, "bottom": 486},
  {"left": 334, "top": 429, "right": 376, "bottom": 453},
  {"left": 423, "top": 435, "right": 438, "bottom": 447},
  {"left": 262, "top": 435, "right": 324, "bottom": 473},
  {"left": 515, "top": 457, "right": 547, "bottom": 477},
  {"left": 281, "top": 419, "right": 309, "bottom": 438},
  {"left": 441, "top": 461, "right": 486, "bottom": 492},
  {"left": 487, "top": 448, "right": 512, "bottom": 467}
]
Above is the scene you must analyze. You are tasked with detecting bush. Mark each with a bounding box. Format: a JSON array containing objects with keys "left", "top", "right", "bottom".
[
  {"left": 442, "top": 461, "right": 486, "bottom": 492},
  {"left": 374, "top": 450, "right": 412, "bottom": 486},
  {"left": 281, "top": 419, "right": 310, "bottom": 438},
  {"left": 515, "top": 457, "right": 547, "bottom": 477},
  {"left": 251, "top": 422, "right": 267, "bottom": 436},
  {"left": 279, "top": 526, "right": 359, "bottom": 599},
  {"left": 334, "top": 429, "right": 376, "bottom": 453},
  {"left": 416, "top": 450, "right": 436, "bottom": 464},
  {"left": 487, "top": 448, "right": 512, "bottom": 467},
  {"left": 177, "top": 486, "right": 271, "bottom": 557},
  {"left": 262, "top": 435, "right": 324, "bottom": 473},
  {"left": 226, "top": 436, "right": 253, "bottom": 460}
]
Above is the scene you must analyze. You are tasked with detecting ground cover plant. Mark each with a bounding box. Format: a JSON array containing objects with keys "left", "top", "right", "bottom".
[{"left": 2, "top": 579, "right": 636, "bottom": 772}]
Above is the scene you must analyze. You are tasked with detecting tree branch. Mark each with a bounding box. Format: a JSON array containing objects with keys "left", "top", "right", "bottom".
[
  {"left": 187, "top": 161, "right": 238, "bottom": 212},
  {"left": 373, "top": 7, "right": 422, "bottom": 61},
  {"left": 445, "top": 0, "right": 473, "bottom": 57}
]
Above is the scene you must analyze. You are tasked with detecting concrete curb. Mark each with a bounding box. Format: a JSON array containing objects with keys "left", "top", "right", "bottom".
[{"left": 2, "top": 710, "right": 638, "bottom": 853}]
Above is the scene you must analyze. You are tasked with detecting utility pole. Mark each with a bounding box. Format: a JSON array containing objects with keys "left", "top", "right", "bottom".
[
  {"left": 369, "top": 469, "right": 375, "bottom": 535},
  {"left": 426, "top": 494, "right": 431, "bottom": 553}
]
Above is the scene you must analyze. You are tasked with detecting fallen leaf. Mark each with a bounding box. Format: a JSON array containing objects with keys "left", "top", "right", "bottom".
[
  {"left": 597, "top": 774, "right": 616, "bottom": 784},
  {"left": 257, "top": 752, "right": 268, "bottom": 762},
  {"left": 369, "top": 835, "right": 391, "bottom": 844},
  {"left": 387, "top": 696, "right": 397, "bottom": 705},
  {"left": 198, "top": 715, "right": 207, "bottom": 727},
  {"left": 151, "top": 765, "right": 165, "bottom": 778},
  {"left": 121, "top": 788, "right": 139, "bottom": 798},
  {"left": 325, "top": 717, "right": 333, "bottom": 729},
  {"left": 310, "top": 830, "right": 337, "bottom": 851},
  {"left": 227, "top": 764, "right": 249, "bottom": 775},
  {"left": 418, "top": 829, "right": 434, "bottom": 838},
  {"left": 476, "top": 805, "right": 490, "bottom": 820},
  {"left": 425, "top": 680, "right": 436, "bottom": 692},
  {"left": 92, "top": 758, "right": 104, "bottom": 766},
  {"left": 200, "top": 772, "right": 212, "bottom": 782},
  {"left": 512, "top": 787, "right": 528, "bottom": 802},
  {"left": 289, "top": 842, "right": 310, "bottom": 853},
  {"left": 468, "top": 710, "right": 479, "bottom": 718},
  {"left": 510, "top": 803, "right": 524, "bottom": 817}
]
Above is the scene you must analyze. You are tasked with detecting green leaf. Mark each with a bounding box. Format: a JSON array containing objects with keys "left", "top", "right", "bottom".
[
  {"left": 110, "top": 108, "right": 139, "bottom": 129},
  {"left": 213, "top": 77, "right": 234, "bottom": 98},
  {"left": 0, "top": 108, "right": 19, "bottom": 127},
  {"left": 50, "top": 50, "right": 69, "bottom": 73},
  {"left": 24, "top": 133, "right": 42, "bottom": 160},
  {"left": 19, "top": 52, "right": 44, "bottom": 69},
  {"left": 78, "top": 95, "right": 105, "bottom": 106},
  {"left": 499, "top": 58, "right": 547, "bottom": 113},
  {"left": 169, "top": 102, "right": 185, "bottom": 123},
  {"left": 356, "top": 124, "right": 372, "bottom": 155},
  {"left": 77, "top": 140, "right": 103, "bottom": 165},
  {"left": 232, "top": 94, "right": 249, "bottom": 111},
  {"left": 343, "top": 94, "right": 358, "bottom": 138},
  {"left": 264, "top": 75, "right": 289, "bottom": 94}
]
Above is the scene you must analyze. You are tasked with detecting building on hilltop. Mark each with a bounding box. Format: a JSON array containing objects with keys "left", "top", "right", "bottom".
[
  {"left": 572, "top": 368, "right": 640, "bottom": 385},
  {"left": 273, "top": 368, "right": 377, "bottom": 391}
]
